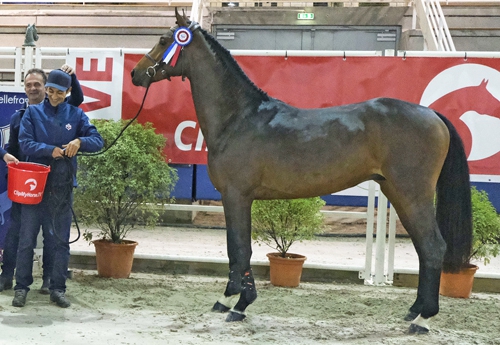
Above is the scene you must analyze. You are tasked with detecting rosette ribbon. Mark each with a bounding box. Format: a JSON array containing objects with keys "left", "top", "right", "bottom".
[{"left": 162, "top": 26, "right": 193, "bottom": 67}]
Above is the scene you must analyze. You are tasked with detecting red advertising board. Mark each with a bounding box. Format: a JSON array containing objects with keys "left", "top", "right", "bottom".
[{"left": 122, "top": 54, "right": 500, "bottom": 177}]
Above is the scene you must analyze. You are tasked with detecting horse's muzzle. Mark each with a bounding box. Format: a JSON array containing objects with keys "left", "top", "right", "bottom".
[{"left": 130, "top": 70, "right": 148, "bottom": 87}]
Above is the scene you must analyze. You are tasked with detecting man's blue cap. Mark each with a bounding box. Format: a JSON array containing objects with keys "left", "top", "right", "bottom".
[{"left": 46, "top": 69, "right": 71, "bottom": 91}]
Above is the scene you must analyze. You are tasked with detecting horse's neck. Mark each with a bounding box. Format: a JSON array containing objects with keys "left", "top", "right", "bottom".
[{"left": 186, "top": 38, "right": 265, "bottom": 145}]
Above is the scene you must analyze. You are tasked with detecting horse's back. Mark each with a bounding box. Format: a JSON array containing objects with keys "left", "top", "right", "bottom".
[{"left": 252, "top": 97, "right": 449, "bottom": 160}]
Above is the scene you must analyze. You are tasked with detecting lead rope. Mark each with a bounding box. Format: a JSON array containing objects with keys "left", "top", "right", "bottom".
[
  {"left": 79, "top": 85, "right": 150, "bottom": 157},
  {"left": 46, "top": 156, "right": 77, "bottom": 244},
  {"left": 51, "top": 85, "right": 151, "bottom": 244}
]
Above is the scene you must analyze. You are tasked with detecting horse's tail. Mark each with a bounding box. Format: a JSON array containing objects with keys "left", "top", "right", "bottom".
[{"left": 435, "top": 112, "right": 472, "bottom": 273}]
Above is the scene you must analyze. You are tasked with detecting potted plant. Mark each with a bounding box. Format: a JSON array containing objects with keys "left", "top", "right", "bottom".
[
  {"left": 440, "top": 186, "right": 500, "bottom": 298},
  {"left": 74, "top": 119, "right": 177, "bottom": 278},
  {"left": 251, "top": 197, "right": 325, "bottom": 287}
]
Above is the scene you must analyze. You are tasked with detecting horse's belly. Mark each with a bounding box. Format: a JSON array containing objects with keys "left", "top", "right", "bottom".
[{"left": 254, "top": 165, "right": 370, "bottom": 200}]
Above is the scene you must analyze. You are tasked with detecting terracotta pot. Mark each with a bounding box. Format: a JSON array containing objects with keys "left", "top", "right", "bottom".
[
  {"left": 266, "top": 252, "right": 307, "bottom": 287},
  {"left": 439, "top": 263, "right": 479, "bottom": 298},
  {"left": 93, "top": 239, "right": 138, "bottom": 278}
]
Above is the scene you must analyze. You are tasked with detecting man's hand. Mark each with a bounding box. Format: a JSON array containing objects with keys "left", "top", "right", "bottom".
[
  {"left": 52, "top": 147, "right": 65, "bottom": 158},
  {"left": 61, "top": 64, "right": 75, "bottom": 75},
  {"left": 62, "top": 138, "right": 81, "bottom": 157},
  {"left": 3, "top": 153, "right": 19, "bottom": 164}
]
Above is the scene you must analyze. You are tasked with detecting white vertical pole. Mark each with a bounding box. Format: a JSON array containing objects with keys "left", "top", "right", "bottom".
[
  {"left": 362, "top": 180, "right": 376, "bottom": 284},
  {"left": 412, "top": 2, "right": 417, "bottom": 30},
  {"left": 374, "top": 191, "right": 388, "bottom": 285},
  {"left": 23, "top": 46, "right": 35, "bottom": 78},
  {"left": 387, "top": 204, "right": 397, "bottom": 283},
  {"left": 14, "top": 47, "right": 22, "bottom": 87},
  {"left": 190, "top": 0, "right": 204, "bottom": 26},
  {"left": 190, "top": 0, "right": 199, "bottom": 22},
  {"left": 35, "top": 47, "right": 43, "bottom": 69}
]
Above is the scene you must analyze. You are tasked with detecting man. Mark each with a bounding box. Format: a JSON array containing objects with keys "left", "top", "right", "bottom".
[
  {"left": 13, "top": 69, "right": 103, "bottom": 308},
  {"left": 0, "top": 65, "right": 83, "bottom": 295}
]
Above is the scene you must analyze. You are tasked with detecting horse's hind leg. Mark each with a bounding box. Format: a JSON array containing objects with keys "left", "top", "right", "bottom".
[
  {"left": 211, "top": 191, "right": 257, "bottom": 322},
  {"left": 380, "top": 183, "right": 446, "bottom": 334}
]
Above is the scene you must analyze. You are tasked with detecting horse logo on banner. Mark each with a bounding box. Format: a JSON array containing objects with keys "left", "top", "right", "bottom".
[{"left": 420, "top": 63, "right": 500, "bottom": 176}]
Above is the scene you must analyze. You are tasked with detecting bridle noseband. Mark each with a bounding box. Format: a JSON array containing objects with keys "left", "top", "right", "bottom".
[
  {"left": 144, "top": 21, "right": 200, "bottom": 78},
  {"left": 145, "top": 53, "right": 160, "bottom": 78}
]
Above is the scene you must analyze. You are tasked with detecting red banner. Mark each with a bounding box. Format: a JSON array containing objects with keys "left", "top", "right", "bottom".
[{"left": 122, "top": 55, "right": 500, "bottom": 176}]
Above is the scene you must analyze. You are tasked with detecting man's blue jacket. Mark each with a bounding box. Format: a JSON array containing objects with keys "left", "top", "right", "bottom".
[{"left": 19, "top": 99, "right": 104, "bottom": 186}]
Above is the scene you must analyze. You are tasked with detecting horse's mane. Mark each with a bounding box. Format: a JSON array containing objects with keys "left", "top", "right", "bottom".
[{"left": 199, "top": 28, "right": 270, "bottom": 101}]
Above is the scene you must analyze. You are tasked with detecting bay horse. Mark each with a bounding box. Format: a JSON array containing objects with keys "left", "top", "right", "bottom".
[{"left": 131, "top": 9, "right": 472, "bottom": 334}]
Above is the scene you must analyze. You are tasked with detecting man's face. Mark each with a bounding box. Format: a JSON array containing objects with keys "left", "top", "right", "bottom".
[
  {"left": 46, "top": 86, "right": 70, "bottom": 107},
  {"left": 24, "top": 73, "right": 46, "bottom": 105}
]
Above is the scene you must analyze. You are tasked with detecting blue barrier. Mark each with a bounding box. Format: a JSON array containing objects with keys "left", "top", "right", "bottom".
[
  {"left": 169, "top": 164, "right": 194, "bottom": 200},
  {"left": 194, "top": 164, "right": 221, "bottom": 201}
]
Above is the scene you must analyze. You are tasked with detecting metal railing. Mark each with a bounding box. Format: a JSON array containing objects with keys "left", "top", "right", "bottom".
[
  {"left": 413, "top": 0, "right": 456, "bottom": 51},
  {"left": 0, "top": 48, "right": 22, "bottom": 87}
]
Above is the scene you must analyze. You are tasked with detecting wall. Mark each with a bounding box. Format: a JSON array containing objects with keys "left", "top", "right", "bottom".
[{"left": 0, "top": 4, "right": 499, "bottom": 51}]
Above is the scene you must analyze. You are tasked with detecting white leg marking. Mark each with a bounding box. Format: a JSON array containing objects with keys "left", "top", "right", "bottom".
[
  {"left": 229, "top": 308, "right": 246, "bottom": 316},
  {"left": 218, "top": 294, "right": 239, "bottom": 308},
  {"left": 411, "top": 314, "right": 431, "bottom": 330}
]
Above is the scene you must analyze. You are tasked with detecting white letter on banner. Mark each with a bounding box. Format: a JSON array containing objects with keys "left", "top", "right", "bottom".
[
  {"left": 66, "top": 49, "right": 122, "bottom": 121},
  {"left": 175, "top": 121, "right": 197, "bottom": 151},
  {"left": 195, "top": 129, "right": 206, "bottom": 151}
]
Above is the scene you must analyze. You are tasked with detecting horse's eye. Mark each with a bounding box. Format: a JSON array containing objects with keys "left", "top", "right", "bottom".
[{"left": 160, "top": 37, "right": 167, "bottom": 46}]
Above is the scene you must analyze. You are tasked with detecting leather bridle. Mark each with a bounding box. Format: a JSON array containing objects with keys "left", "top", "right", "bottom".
[{"left": 144, "top": 21, "right": 200, "bottom": 78}]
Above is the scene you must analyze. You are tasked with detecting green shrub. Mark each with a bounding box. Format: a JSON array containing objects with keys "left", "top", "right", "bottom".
[
  {"left": 470, "top": 187, "right": 500, "bottom": 265},
  {"left": 74, "top": 119, "right": 178, "bottom": 243},
  {"left": 251, "top": 197, "right": 325, "bottom": 257}
]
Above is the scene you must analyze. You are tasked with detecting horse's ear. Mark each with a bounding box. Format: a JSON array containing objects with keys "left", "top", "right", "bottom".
[{"left": 174, "top": 7, "right": 188, "bottom": 27}]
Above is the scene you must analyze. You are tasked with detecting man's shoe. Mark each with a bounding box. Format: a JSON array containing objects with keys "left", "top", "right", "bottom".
[
  {"left": 50, "top": 290, "right": 71, "bottom": 308},
  {"left": 0, "top": 276, "right": 13, "bottom": 292},
  {"left": 39, "top": 279, "right": 50, "bottom": 295},
  {"left": 12, "top": 289, "right": 27, "bottom": 307}
]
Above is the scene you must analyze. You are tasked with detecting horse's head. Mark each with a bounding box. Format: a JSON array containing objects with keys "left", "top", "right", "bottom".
[
  {"left": 23, "top": 24, "right": 39, "bottom": 47},
  {"left": 131, "top": 8, "right": 196, "bottom": 88}
]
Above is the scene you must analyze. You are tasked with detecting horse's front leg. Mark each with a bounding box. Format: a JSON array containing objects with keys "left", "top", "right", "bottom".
[{"left": 211, "top": 193, "right": 257, "bottom": 321}]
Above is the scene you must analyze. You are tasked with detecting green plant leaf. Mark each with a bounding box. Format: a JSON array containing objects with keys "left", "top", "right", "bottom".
[
  {"left": 251, "top": 197, "right": 325, "bottom": 256},
  {"left": 470, "top": 187, "right": 500, "bottom": 265},
  {"left": 73, "top": 120, "right": 178, "bottom": 244}
]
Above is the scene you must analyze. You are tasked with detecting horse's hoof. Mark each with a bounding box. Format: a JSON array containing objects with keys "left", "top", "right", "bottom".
[
  {"left": 212, "top": 301, "right": 230, "bottom": 313},
  {"left": 404, "top": 311, "right": 419, "bottom": 321},
  {"left": 225, "top": 311, "right": 246, "bottom": 322},
  {"left": 407, "top": 323, "right": 429, "bottom": 335}
]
